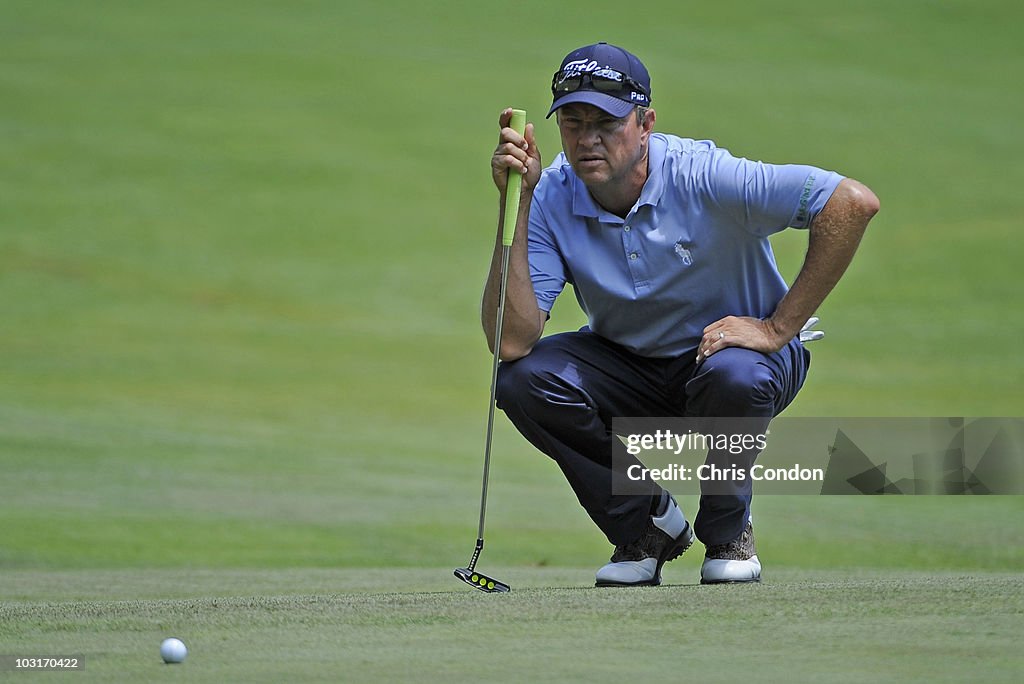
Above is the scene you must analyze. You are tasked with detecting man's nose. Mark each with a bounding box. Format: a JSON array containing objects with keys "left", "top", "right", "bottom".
[{"left": 578, "top": 122, "right": 601, "bottom": 144}]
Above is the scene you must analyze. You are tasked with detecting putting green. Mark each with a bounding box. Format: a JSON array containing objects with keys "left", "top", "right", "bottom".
[{"left": 2, "top": 568, "right": 1022, "bottom": 682}]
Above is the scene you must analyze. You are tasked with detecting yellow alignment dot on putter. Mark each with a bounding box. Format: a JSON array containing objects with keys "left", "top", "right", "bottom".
[
  {"left": 471, "top": 574, "right": 479, "bottom": 582},
  {"left": 487, "top": 581, "right": 495, "bottom": 589},
  {"left": 479, "top": 577, "right": 487, "bottom": 586}
]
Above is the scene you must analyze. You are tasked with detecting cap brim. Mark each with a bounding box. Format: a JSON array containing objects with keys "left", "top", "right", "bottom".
[{"left": 546, "top": 91, "right": 636, "bottom": 119}]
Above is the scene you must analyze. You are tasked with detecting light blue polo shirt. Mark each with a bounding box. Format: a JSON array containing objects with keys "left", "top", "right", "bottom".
[{"left": 527, "top": 133, "right": 844, "bottom": 358}]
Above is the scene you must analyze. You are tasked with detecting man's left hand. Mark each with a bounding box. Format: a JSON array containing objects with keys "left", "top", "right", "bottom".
[{"left": 696, "top": 316, "right": 791, "bottom": 363}]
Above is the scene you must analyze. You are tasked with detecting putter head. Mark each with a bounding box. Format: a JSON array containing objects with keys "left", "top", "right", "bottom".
[{"left": 454, "top": 567, "right": 511, "bottom": 593}]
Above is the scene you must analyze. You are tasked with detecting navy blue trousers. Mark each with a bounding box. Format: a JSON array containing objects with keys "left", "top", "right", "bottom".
[{"left": 495, "top": 329, "right": 809, "bottom": 547}]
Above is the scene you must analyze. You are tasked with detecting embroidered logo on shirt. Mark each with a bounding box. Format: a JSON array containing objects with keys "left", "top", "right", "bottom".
[
  {"left": 795, "top": 174, "right": 816, "bottom": 225},
  {"left": 674, "top": 241, "right": 693, "bottom": 266}
]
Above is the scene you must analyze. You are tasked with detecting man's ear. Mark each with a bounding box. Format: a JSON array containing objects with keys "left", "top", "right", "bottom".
[{"left": 642, "top": 108, "right": 657, "bottom": 142}]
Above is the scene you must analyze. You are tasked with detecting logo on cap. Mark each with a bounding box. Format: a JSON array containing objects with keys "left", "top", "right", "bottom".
[{"left": 563, "top": 59, "right": 599, "bottom": 73}]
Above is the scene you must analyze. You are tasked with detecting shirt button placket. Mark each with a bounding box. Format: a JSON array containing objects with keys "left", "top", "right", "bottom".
[{"left": 622, "top": 224, "right": 633, "bottom": 257}]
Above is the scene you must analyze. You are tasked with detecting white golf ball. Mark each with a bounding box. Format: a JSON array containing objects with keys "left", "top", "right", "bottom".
[{"left": 160, "top": 637, "right": 188, "bottom": 664}]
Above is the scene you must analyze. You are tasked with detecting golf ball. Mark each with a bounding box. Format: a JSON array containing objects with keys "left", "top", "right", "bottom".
[{"left": 160, "top": 637, "right": 188, "bottom": 664}]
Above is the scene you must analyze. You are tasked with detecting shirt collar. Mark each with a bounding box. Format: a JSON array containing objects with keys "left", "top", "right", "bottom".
[
  {"left": 638, "top": 133, "right": 667, "bottom": 208},
  {"left": 569, "top": 133, "right": 668, "bottom": 219}
]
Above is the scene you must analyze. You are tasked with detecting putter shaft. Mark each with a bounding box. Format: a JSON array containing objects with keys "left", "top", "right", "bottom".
[{"left": 477, "top": 244, "right": 511, "bottom": 546}]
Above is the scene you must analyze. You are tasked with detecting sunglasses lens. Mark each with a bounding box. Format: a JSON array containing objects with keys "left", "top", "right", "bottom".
[
  {"left": 591, "top": 75, "right": 623, "bottom": 92},
  {"left": 592, "top": 68, "right": 625, "bottom": 92},
  {"left": 553, "top": 73, "right": 582, "bottom": 93}
]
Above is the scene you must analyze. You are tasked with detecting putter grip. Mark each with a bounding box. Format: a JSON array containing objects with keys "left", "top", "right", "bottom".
[{"left": 502, "top": 109, "right": 527, "bottom": 247}]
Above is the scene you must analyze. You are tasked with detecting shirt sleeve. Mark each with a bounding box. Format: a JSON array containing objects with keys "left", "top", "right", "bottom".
[
  {"left": 526, "top": 194, "right": 568, "bottom": 314},
  {"left": 706, "top": 146, "right": 845, "bottom": 236}
]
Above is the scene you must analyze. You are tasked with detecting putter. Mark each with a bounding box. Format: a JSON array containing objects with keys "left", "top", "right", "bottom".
[{"left": 454, "top": 108, "right": 526, "bottom": 594}]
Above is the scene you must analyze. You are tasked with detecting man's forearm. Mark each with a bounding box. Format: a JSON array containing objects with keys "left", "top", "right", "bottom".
[
  {"left": 768, "top": 178, "right": 880, "bottom": 340},
  {"left": 481, "top": 192, "right": 545, "bottom": 360}
]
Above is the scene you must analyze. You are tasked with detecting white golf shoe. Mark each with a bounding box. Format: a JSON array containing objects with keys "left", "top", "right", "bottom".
[
  {"left": 700, "top": 520, "right": 761, "bottom": 584},
  {"left": 595, "top": 495, "right": 694, "bottom": 587}
]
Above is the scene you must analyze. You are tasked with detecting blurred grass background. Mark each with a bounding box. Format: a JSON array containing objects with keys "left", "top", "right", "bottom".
[{"left": 2, "top": 0, "right": 1022, "bottom": 574}]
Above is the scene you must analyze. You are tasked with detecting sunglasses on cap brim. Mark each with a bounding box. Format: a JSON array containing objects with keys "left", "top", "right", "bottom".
[{"left": 551, "top": 67, "right": 650, "bottom": 101}]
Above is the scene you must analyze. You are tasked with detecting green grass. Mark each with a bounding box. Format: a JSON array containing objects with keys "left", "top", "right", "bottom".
[
  {"left": 2, "top": 0, "right": 1023, "bottom": 680},
  {"left": 2, "top": 569, "right": 1022, "bottom": 683}
]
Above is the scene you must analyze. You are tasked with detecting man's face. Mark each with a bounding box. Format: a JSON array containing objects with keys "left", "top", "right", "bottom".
[{"left": 556, "top": 103, "right": 651, "bottom": 189}]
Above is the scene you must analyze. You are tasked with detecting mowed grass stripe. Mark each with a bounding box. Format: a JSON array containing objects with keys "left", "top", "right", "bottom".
[{"left": 1, "top": 571, "right": 1021, "bottom": 683}]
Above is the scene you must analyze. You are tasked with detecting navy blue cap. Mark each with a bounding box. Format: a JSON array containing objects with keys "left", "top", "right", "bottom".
[{"left": 547, "top": 42, "right": 652, "bottom": 119}]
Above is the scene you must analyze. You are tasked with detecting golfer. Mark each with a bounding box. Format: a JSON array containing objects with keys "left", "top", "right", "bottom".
[{"left": 486, "top": 42, "right": 878, "bottom": 585}]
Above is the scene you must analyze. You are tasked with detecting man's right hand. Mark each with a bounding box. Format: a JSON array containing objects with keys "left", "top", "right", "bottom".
[{"left": 491, "top": 108, "right": 542, "bottom": 194}]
